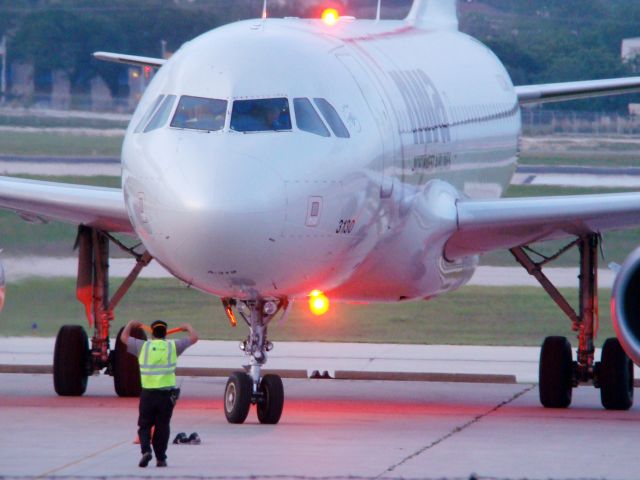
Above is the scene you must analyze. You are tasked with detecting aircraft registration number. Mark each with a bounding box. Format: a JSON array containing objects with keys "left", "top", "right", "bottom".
[{"left": 336, "top": 219, "right": 356, "bottom": 234}]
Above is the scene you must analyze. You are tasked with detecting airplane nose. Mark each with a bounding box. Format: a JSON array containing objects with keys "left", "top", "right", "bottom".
[
  {"left": 176, "top": 151, "right": 285, "bottom": 215},
  {"left": 161, "top": 150, "right": 287, "bottom": 287}
]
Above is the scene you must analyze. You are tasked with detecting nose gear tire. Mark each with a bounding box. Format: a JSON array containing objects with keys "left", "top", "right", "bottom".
[
  {"left": 257, "top": 374, "right": 284, "bottom": 424},
  {"left": 224, "top": 371, "right": 252, "bottom": 424}
]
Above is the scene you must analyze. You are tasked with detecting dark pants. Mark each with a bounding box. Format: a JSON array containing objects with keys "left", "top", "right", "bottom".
[{"left": 138, "top": 389, "right": 175, "bottom": 461}]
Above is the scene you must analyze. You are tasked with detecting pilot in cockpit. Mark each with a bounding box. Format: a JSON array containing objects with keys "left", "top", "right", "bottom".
[{"left": 265, "top": 104, "right": 287, "bottom": 130}]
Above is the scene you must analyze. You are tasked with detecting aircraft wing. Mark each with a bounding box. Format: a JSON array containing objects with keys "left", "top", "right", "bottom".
[
  {"left": 516, "top": 77, "right": 640, "bottom": 105},
  {"left": 0, "top": 176, "right": 134, "bottom": 234},
  {"left": 444, "top": 192, "right": 640, "bottom": 260},
  {"left": 93, "top": 51, "right": 165, "bottom": 69}
]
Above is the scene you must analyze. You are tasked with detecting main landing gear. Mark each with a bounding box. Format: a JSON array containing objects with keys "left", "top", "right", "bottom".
[
  {"left": 222, "top": 298, "right": 288, "bottom": 424},
  {"left": 53, "top": 226, "right": 152, "bottom": 397},
  {"left": 512, "top": 233, "right": 634, "bottom": 410}
]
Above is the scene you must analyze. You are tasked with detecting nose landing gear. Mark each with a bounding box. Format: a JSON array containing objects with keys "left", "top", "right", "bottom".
[{"left": 222, "top": 298, "right": 288, "bottom": 424}]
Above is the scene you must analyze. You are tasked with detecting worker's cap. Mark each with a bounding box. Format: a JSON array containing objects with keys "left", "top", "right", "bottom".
[{"left": 151, "top": 320, "right": 168, "bottom": 337}]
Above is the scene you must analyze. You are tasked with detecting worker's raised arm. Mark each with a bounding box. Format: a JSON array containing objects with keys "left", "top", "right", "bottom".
[
  {"left": 120, "top": 320, "right": 143, "bottom": 344},
  {"left": 180, "top": 323, "right": 199, "bottom": 345}
]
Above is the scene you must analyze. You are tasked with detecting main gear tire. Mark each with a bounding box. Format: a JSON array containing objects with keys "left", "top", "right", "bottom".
[
  {"left": 53, "top": 325, "right": 90, "bottom": 396},
  {"left": 113, "top": 325, "right": 147, "bottom": 397},
  {"left": 224, "top": 371, "right": 253, "bottom": 424},
  {"left": 539, "top": 336, "right": 574, "bottom": 408},
  {"left": 598, "top": 338, "right": 634, "bottom": 411},
  {"left": 257, "top": 374, "right": 284, "bottom": 425}
]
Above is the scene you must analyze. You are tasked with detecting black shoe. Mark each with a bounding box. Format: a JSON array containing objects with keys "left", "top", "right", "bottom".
[
  {"left": 173, "top": 432, "right": 188, "bottom": 444},
  {"left": 157, "top": 459, "right": 167, "bottom": 467},
  {"left": 139, "top": 452, "right": 152, "bottom": 468}
]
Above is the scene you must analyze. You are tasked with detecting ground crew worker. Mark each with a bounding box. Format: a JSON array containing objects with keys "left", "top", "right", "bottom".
[{"left": 121, "top": 319, "right": 199, "bottom": 468}]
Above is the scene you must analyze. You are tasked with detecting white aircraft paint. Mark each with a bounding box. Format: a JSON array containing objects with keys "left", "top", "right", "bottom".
[{"left": 122, "top": 6, "right": 520, "bottom": 303}]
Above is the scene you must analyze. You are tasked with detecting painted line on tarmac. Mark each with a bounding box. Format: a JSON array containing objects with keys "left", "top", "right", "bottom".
[
  {"left": 334, "top": 370, "right": 516, "bottom": 384},
  {"left": 0, "top": 364, "right": 51, "bottom": 374},
  {"left": 376, "top": 384, "right": 536, "bottom": 479},
  {"left": 0, "top": 364, "right": 515, "bottom": 384},
  {"left": 518, "top": 165, "right": 640, "bottom": 176},
  {"left": 0, "top": 154, "right": 119, "bottom": 164},
  {"left": 36, "top": 439, "right": 129, "bottom": 479},
  {"left": 6, "top": 364, "right": 640, "bottom": 386}
]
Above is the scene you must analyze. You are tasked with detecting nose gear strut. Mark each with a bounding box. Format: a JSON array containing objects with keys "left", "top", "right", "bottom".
[{"left": 222, "top": 298, "right": 289, "bottom": 424}]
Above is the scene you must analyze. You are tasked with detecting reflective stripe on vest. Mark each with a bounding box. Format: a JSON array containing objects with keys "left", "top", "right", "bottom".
[{"left": 138, "top": 339, "right": 177, "bottom": 389}]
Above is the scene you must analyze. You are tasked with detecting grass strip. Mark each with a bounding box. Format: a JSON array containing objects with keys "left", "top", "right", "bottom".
[
  {"left": 0, "top": 115, "right": 128, "bottom": 130},
  {"left": 0, "top": 131, "right": 123, "bottom": 157},
  {"left": 1, "top": 278, "right": 617, "bottom": 346}
]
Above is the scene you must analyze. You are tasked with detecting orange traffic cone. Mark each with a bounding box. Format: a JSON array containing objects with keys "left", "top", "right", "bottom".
[{"left": 133, "top": 426, "right": 155, "bottom": 444}]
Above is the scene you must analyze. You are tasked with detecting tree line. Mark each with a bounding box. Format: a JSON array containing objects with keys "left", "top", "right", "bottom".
[
  {"left": 463, "top": 0, "right": 640, "bottom": 111},
  {"left": 1, "top": 0, "right": 639, "bottom": 111}
]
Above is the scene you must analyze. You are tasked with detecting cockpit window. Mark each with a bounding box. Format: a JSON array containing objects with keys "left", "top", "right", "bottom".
[
  {"left": 134, "top": 95, "right": 165, "bottom": 133},
  {"left": 171, "top": 96, "right": 227, "bottom": 132},
  {"left": 144, "top": 95, "right": 176, "bottom": 133},
  {"left": 313, "top": 98, "right": 350, "bottom": 138},
  {"left": 230, "top": 98, "right": 292, "bottom": 133},
  {"left": 294, "top": 98, "right": 330, "bottom": 137}
]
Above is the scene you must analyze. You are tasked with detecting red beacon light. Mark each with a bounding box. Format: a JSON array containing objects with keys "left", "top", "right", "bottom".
[
  {"left": 309, "top": 290, "right": 330, "bottom": 316},
  {"left": 321, "top": 8, "right": 340, "bottom": 26}
]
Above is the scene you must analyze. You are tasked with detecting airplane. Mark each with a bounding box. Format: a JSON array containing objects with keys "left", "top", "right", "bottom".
[{"left": 2, "top": 0, "right": 640, "bottom": 425}]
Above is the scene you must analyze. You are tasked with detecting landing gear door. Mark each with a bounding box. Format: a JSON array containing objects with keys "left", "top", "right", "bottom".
[{"left": 336, "top": 53, "right": 394, "bottom": 198}]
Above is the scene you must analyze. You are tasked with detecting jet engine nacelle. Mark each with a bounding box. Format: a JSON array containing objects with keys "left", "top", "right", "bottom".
[{"left": 611, "top": 247, "right": 640, "bottom": 365}]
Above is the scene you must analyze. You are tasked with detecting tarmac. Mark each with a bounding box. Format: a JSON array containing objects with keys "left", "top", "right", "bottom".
[
  {"left": 1, "top": 150, "right": 639, "bottom": 479},
  {"left": 1, "top": 338, "right": 640, "bottom": 479},
  {"left": 0, "top": 337, "right": 536, "bottom": 383}
]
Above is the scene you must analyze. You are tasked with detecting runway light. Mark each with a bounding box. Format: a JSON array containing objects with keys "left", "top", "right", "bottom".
[
  {"left": 321, "top": 8, "right": 339, "bottom": 26},
  {"left": 309, "top": 290, "right": 330, "bottom": 316}
]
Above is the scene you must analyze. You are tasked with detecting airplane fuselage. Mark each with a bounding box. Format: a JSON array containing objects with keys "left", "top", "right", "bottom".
[{"left": 122, "top": 17, "right": 521, "bottom": 302}]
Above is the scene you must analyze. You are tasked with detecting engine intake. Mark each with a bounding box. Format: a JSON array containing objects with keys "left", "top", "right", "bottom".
[{"left": 611, "top": 247, "right": 640, "bottom": 366}]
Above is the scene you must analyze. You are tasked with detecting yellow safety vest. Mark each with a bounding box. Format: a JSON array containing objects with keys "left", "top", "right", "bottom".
[{"left": 138, "top": 339, "right": 177, "bottom": 389}]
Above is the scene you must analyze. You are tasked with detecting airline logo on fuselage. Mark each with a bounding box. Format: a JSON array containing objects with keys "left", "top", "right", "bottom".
[{"left": 388, "top": 69, "right": 451, "bottom": 146}]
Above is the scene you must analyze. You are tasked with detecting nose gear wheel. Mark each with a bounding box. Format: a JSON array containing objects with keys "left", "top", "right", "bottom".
[
  {"left": 222, "top": 299, "right": 289, "bottom": 424},
  {"left": 224, "top": 371, "right": 252, "bottom": 424}
]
